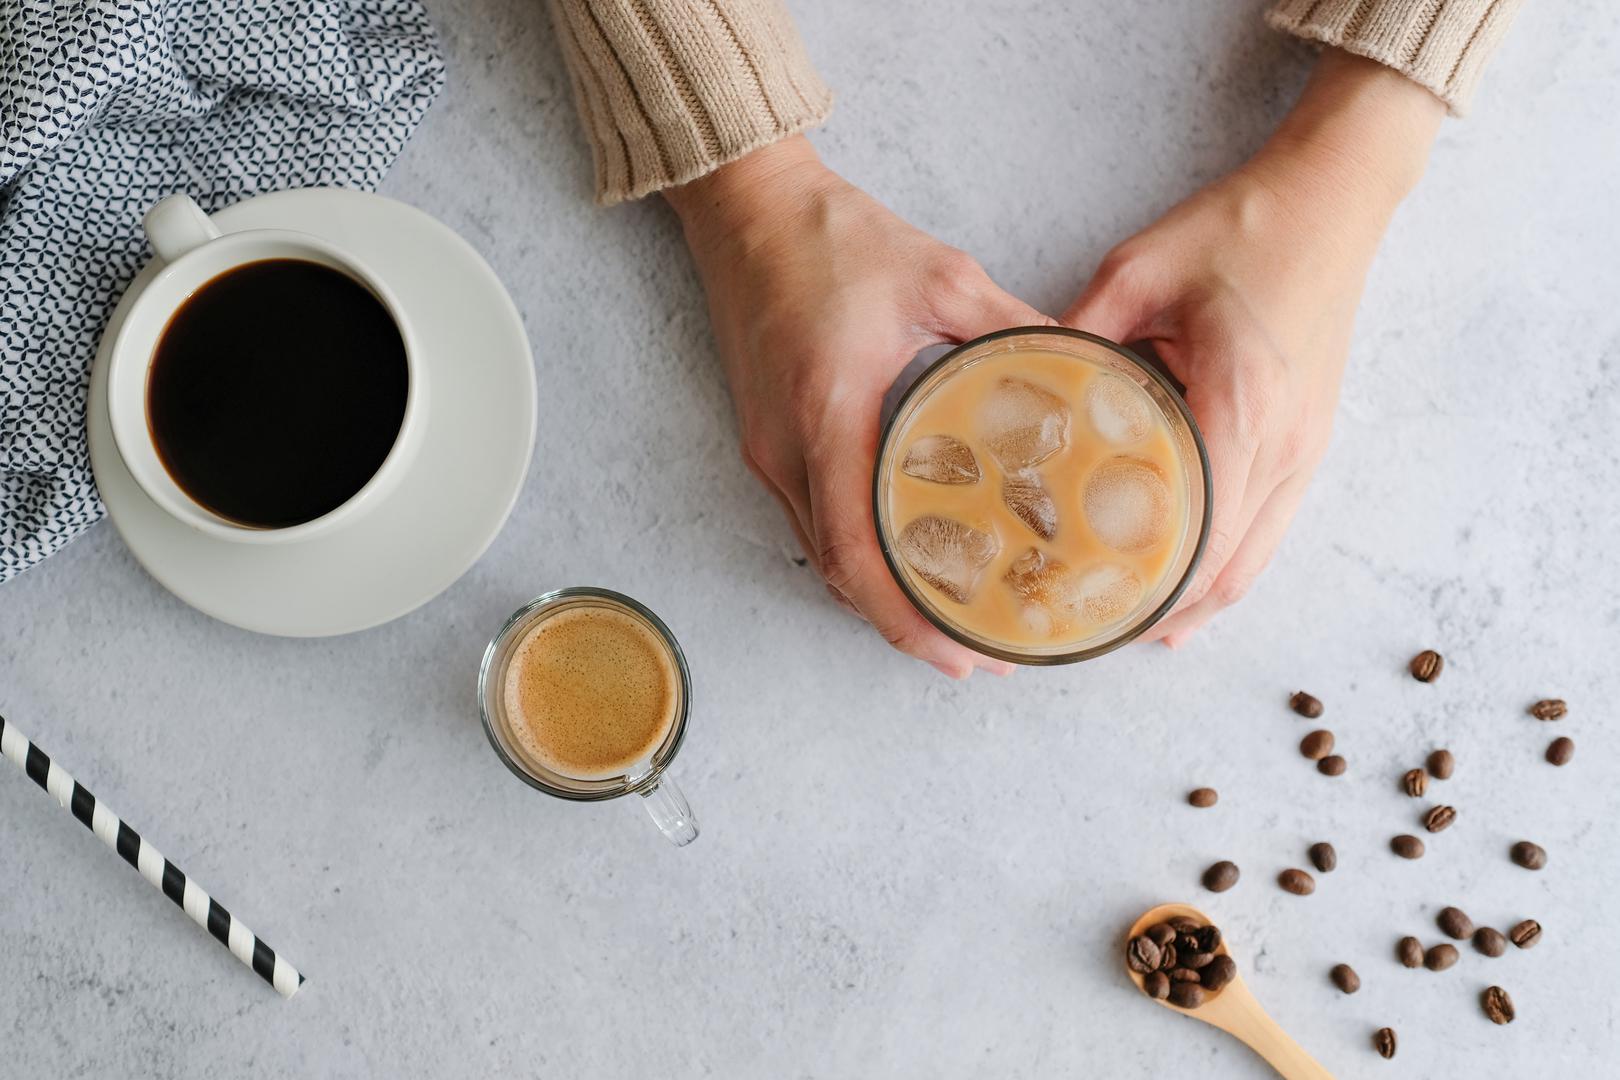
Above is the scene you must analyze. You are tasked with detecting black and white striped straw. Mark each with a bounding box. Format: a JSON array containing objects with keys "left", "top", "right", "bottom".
[{"left": 0, "top": 713, "right": 304, "bottom": 998}]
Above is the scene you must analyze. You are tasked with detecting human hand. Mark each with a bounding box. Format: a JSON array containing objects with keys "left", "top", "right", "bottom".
[
  {"left": 666, "top": 136, "right": 1049, "bottom": 678},
  {"left": 1063, "top": 50, "right": 1445, "bottom": 646}
]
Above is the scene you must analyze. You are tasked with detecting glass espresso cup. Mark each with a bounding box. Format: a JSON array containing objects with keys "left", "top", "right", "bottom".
[
  {"left": 874, "top": 327, "right": 1212, "bottom": 665},
  {"left": 478, "top": 588, "right": 698, "bottom": 846}
]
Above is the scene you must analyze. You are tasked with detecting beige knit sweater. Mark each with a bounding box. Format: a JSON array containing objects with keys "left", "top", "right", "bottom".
[{"left": 549, "top": 0, "right": 1522, "bottom": 206}]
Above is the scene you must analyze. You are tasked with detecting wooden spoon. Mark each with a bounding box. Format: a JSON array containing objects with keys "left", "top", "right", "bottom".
[{"left": 1125, "top": 902, "right": 1335, "bottom": 1079}]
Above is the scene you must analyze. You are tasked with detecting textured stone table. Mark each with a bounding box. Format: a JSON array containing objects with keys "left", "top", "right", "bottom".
[{"left": 4, "top": 1, "right": 1617, "bottom": 1075}]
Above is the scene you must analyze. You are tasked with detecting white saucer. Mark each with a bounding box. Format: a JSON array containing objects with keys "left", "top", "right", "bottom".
[{"left": 87, "top": 189, "right": 536, "bottom": 637}]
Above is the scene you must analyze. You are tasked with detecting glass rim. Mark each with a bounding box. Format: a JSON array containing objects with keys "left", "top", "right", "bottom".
[
  {"left": 477, "top": 587, "right": 692, "bottom": 802},
  {"left": 872, "top": 326, "right": 1214, "bottom": 665}
]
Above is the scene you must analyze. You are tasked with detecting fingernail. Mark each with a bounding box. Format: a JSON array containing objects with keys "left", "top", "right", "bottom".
[{"left": 930, "top": 660, "right": 968, "bottom": 680}]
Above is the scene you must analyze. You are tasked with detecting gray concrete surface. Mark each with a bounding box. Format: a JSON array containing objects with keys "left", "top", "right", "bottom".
[{"left": 4, "top": 1, "right": 1618, "bottom": 1075}]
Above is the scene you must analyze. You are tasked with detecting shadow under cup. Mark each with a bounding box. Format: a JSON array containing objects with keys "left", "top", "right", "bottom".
[
  {"left": 874, "top": 327, "right": 1212, "bottom": 665},
  {"left": 478, "top": 588, "right": 692, "bottom": 801}
]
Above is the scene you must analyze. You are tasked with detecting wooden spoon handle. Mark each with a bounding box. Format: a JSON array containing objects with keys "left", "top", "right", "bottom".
[{"left": 1219, "top": 985, "right": 1335, "bottom": 1080}]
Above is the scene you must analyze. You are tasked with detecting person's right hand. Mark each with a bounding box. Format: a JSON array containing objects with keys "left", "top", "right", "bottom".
[{"left": 665, "top": 136, "right": 1048, "bottom": 678}]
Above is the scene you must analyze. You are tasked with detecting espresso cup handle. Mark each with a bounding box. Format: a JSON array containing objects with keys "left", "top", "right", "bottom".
[
  {"left": 143, "top": 194, "right": 221, "bottom": 264},
  {"left": 635, "top": 775, "right": 698, "bottom": 847}
]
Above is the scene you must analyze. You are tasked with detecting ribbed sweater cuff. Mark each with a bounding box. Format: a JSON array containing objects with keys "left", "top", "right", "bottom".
[
  {"left": 549, "top": 0, "right": 834, "bottom": 205},
  {"left": 1266, "top": 0, "right": 1523, "bottom": 115}
]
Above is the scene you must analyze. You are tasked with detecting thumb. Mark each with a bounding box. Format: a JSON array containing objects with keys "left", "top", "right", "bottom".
[
  {"left": 1061, "top": 252, "right": 1162, "bottom": 344},
  {"left": 932, "top": 266, "right": 1056, "bottom": 344}
]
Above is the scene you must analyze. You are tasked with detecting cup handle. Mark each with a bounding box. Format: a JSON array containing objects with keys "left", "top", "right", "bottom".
[
  {"left": 143, "top": 194, "right": 221, "bottom": 264},
  {"left": 634, "top": 775, "right": 698, "bottom": 847}
]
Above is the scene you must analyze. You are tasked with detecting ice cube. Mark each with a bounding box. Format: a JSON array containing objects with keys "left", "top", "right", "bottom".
[
  {"left": 896, "top": 515, "right": 1000, "bottom": 604},
  {"left": 1086, "top": 373, "right": 1153, "bottom": 446},
  {"left": 901, "top": 434, "right": 981, "bottom": 485},
  {"left": 980, "top": 376, "right": 1069, "bottom": 468},
  {"left": 1002, "top": 548, "right": 1143, "bottom": 632},
  {"left": 1083, "top": 457, "right": 1171, "bottom": 553},
  {"left": 1003, "top": 469, "right": 1057, "bottom": 540}
]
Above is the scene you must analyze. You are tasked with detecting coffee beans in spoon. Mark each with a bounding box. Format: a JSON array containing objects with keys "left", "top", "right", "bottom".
[{"left": 1129, "top": 915, "right": 1234, "bottom": 1009}]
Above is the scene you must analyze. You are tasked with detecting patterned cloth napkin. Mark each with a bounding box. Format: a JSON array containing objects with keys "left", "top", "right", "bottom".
[{"left": 0, "top": 0, "right": 445, "bottom": 582}]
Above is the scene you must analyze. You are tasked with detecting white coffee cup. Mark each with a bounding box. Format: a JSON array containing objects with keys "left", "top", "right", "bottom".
[{"left": 107, "top": 193, "right": 426, "bottom": 545}]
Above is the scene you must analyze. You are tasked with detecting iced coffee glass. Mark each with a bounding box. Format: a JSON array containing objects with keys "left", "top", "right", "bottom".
[{"left": 874, "top": 327, "right": 1211, "bottom": 665}]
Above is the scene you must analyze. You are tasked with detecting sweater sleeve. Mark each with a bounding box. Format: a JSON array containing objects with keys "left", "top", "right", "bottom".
[
  {"left": 1266, "top": 0, "right": 1523, "bottom": 115},
  {"left": 547, "top": 0, "right": 833, "bottom": 205}
]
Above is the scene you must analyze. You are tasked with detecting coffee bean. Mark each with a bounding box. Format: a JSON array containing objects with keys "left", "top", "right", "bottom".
[
  {"left": 1142, "top": 970, "right": 1169, "bottom": 1000},
  {"left": 1146, "top": 922, "right": 1176, "bottom": 947},
  {"left": 1473, "top": 927, "right": 1507, "bottom": 957},
  {"left": 1510, "top": 840, "right": 1547, "bottom": 870},
  {"left": 1176, "top": 932, "right": 1200, "bottom": 956},
  {"left": 1427, "top": 748, "right": 1455, "bottom": 780},
  {"left": 1330, "top": 963, "right": 1360, "bottom": 994},
  {"left": 1509, "top": 919, "right": 1541, "bottom": 949},
  {"left": 1546, "top": 737, "right": 1574, "bottom": 766},
  {"left": 1402, "top": 768, "right": 1427, "bottom": 797},
  {"left": 1127, "top": 935, "right": 1162, "bottom": 973},
  {"left": 1308, "top": 842, "right": 1337, "bottom": 873},
  {"left": 1168, "top": 915, "right": 1200, "bottom": 933},
  {"left": 1424, "top": 943, "right": 1459, "bottom": 971},
  {"left": 1167, "top": 981, "right": 1206, "bottom": 1009},
  {"left": 1169, "top": 967, "right": 1201, "bottom": 983},
  {"left": 1188, "top": 787, "right": 1219, "bottom": 807},
  {"left": 1202, "top": 860, "right": 1240, "bottom": 892},
  {"left": 1183, "top": 951, "right": 1214, "bottom": 969},
  {"left": 1290, "top": 691, "right": 1324, "bottom": 718},
  {"left": 1300, "top": 729, "right": 1334, "bottom": 760},
  {"left": 1278, "top": 868, "right": 1316, "bottom": 895},
  {"left": 1437, "top": 906, "right": 1474, "bottom": 939},
  {"left": 1374, "top": 1027, "right": 1397, "bottom": 1059},
  {"left": 1409, "top": 649, "right": 1443, "bottom": 682},
  {"left": 1528, "top": 698, "right": 1567, "bottom": 721},
  {"left": 1317, "top": 754, "right": 1347, "bottom": 777},
  {"left": 1157, "top": 943, "right": 1178, "bottom": 971},
  {"left": 1482, "top": 985, "right": 1515, "bottom": 1025},
  {"left": 1196, "top": 925, "right": 1222, "bottom": 954},
  {"left": 1391, "top": 834, "right": 1425, "bottom": 859},
  {"left": 1200, "top": 954, "right": 1237, "bottom": 993},
  {"left": 1397, "top": 936, "right": 1424, "bottom": 967},
  {"left": 1424, "top": 805, "right": 1457, "bottom": 833}
]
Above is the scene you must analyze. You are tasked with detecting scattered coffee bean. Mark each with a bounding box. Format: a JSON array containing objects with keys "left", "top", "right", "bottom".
[
  {"left": 1402, "top": 768, "right": 1427, "bottom": 797},
  {"left": 1167, "top": 981, "right": 1206, "bottom": 1009},
  {"left": 1146, "top": 922, "right": 1176, "bottom": 947},
  {"left": 1202, "top": 860, "right": 1240, "bottom": 892},
  {"left": 1188, "top": 787, "right": 1219, "bottom": 807},
  {"left": 1290, "top": 691, "right": 1325, "bottom": 718},
  {"left": 1169, "top": 967, "right": 1201, "bottom": 983},
  {"left": 1317, "top": 755, "right": 1347, "bottom": 776},
  {"left": 1278, "top": 868, "right": 1316, "bottom": 895},
  {"left": 1427, "top": 749, "right": 1455, "bottom": 780},
  {"left": 1308, "top": 842, "right": 1337, "bottom": 873},
  {"left": 1546, "top": 737, "right": 1574, "bottom": 766},
  {"left": 1437, "top": 906, "right": 1474, "bottom": 939},
  {"left": 1474, "top": 927, "right": 1507, "bottom": 957},
  {"left": 1509, "top": 920, "right": 1541, "bottom": 949},
  {"left": 1424, "top": 805, "right": 1457, "bottom": 833},
  {"left": 1300, "top": 730, "right": 1335, "bottom": 760},
  {"left": 1143, "top": 970, "right": 1169, "bottom": 1000},
  {"left": 1481, "top": 985, "right": 1515, "bottom": 1025},
  {"left": 1510, "top": 840, "right": 1547, "bottom": 870},
  {"left": 1127, "top": 935, "right": 1162, "bottom": 974},
  {"left": 1397, "top": 936, "right": 1424, "bottom": 968},
  {"left": 1374, "top": 1027, "right": 1397, "bottom": 1059},
  {"left": 1200, "top": 954, "right": 1237, "bottom": 993},
  {"left": 1424, "top": 943, "right": 1459, "bottom": 971},
  {"left": 1528, "top": 698, "right": 1567, "bottom": 721},
  {"left": 1409, "top": 649, "right": 1443, "bottom": 682},
  {"left": 1330, "top": 963, "right": 1360, "bottom": 994},
  {"left": 1391, "top": 834, "right": 1425, "bottom": 859},
  {"left": 1168, "top": 915, "right": 1200, "bottom": 933},
  {"left": 1196, "top": 925, "right": 1221, "bottom": 954}
]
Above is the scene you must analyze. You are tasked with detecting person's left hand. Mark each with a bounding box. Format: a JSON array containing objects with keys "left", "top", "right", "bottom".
[{"left": 1062, "top": 50, "right": 1444, "bottom": 646}]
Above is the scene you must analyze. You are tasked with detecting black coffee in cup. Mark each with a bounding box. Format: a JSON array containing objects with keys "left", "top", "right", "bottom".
[{"left": 146, "top": 258, "right": 407, "bottom": 528}]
